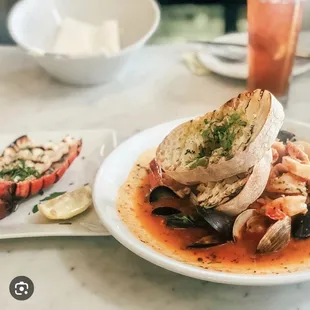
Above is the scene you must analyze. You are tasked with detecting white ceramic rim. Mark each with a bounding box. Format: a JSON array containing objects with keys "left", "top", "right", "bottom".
[
  {"left": 197, "top": 32, "right": 310, "bottom": 80},
  {"left": 93, "top": 117, "right": 310, "bottom": 286},
  {"left": 7, "top": 0, "right": 161, "bottom": 60}
]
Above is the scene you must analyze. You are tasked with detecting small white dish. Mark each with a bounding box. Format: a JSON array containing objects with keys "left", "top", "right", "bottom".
[
  {"left": 93, "top": 117, "right": 310, "bottom": 286},
  {"left": 7, "top": 0, "right": 160, "bottom": 86},
  {"left": 0, "top": 128, "right": 117, "bottom": 239},
  {"left": 197, "top": 32, "right": 310, "bottom": 80}
]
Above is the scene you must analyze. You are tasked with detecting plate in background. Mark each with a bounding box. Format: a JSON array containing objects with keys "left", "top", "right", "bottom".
[
  {"left": 197, "top": 32, "right": 310, "bottom": 80},
  {"left": 0, "top": 129, "right": 117, "bottom": 239}
]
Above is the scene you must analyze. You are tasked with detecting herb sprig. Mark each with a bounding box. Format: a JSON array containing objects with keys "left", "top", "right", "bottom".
[
  {"left": 202, "top": 113, "right": 247, "bottom": 155},
  {"left": 188, "top": 113, "right": 247, "bottom": 169}
]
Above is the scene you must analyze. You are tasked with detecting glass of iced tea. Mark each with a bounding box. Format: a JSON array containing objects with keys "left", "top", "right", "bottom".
[{"left": 247, "top": 0, "right": 304, "bottom": 105}]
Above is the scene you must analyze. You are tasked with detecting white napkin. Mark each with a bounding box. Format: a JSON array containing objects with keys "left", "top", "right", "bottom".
[
  {"left": 53, "top": 17, "right": 121, "bottom": 57},
  {"left": 182, "top": 52, "right": 210, "bottom": 76}
]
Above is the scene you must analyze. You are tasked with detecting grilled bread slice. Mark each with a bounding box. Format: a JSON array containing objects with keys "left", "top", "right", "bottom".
[
  {"left": 190, "top": 150, "right": 272, "bottom": 216},
  {"left": 156, "top": 89, "right": 284, "bottom": 184}
]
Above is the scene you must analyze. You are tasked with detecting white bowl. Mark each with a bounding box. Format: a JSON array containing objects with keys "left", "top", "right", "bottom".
[
  {"left": 93, "top": 117, "right": 310, "bottom": 286},
  {"left": 8, "top": 0, "right": 160, "bottom": 86}
]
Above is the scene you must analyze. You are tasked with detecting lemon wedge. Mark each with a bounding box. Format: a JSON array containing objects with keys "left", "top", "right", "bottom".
[{"left": 38, "top": 185, "right": 92, "bottom": 220}]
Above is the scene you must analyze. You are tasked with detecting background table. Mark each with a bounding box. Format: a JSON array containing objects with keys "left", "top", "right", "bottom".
[{"left": 0, "top": 44, "right": 310, "bottom": 310}]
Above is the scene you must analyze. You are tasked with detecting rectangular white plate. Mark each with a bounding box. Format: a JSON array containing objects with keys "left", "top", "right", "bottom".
[{"left": 0, "top": 129, "right": 116, "bottom": 239}]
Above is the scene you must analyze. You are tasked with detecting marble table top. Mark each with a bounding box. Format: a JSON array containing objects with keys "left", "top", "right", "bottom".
[{"left": 0, "top": 44, "right": 310, "bottom": 310}]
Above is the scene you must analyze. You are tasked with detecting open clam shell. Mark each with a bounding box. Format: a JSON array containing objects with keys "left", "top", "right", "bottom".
[
  {"left": 232, "top": 209, "right": 255, "bottom": 242},
  {"left": 256, "top": 216, "right": 291, "bottom": 254},
  {"left": 232, "top": 209, "right": 291, "bottom": 254}
]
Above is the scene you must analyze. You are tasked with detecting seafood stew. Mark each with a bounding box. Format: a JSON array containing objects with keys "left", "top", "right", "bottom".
[{"left": 118, "top": 90, "right": 310, "bottom": 274}]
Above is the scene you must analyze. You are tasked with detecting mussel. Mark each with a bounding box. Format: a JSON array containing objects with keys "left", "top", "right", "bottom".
[
  {"left": 277, "top": 130, "right": 296, "bottom": 143},
  {"left": 292, "top": 205, "right": 310, "bottom": 239},
  {"left": 151, "top": 207, "right": 181, "bottom": 216},
  {"left": 149, "top": 186, "right": 179, "bottom": 204},
  {"left": 182, "top": 207, "right": 235, "bottom": 249},
  {"left": 233, "top": 209, "right": 291, "bottom": 254},
  {"left": 188, "top": 235, "right": 224, "bottom": 248},
  {"left": 198, "top": 207, "right": 234, "bottom": 240},
  {"left": 148, "top": 159, "right": 191, "bottom": 199}
]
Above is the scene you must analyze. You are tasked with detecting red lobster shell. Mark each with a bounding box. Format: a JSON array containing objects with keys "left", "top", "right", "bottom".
[{"left": 0, "top": 135, "right": 82, "bottom": 219}]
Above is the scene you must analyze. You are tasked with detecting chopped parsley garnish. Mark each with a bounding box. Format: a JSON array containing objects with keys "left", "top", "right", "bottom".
[
  {"left": 201, "top": 113, "right": 247, "bottom": 155},
  {"left": 185, "top": 149, "right": 195, "bottom": 155},
  {"left": 189, "top": 113, "right": 247, "bottom": 168},
  {"left": 0, "top": 160, "right": 41, "bottom": 182}
]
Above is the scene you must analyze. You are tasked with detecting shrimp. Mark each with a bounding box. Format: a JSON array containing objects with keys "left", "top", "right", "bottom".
[
  {"left": 269, "top": 163, "right": 288, "bottom": 179},
  {"left": 286, "top": 141, "right": 310, "bottom": 164},
  {"left": 272, "top": 148, "right": 279, "bottom": 164},
  {"left": 272, "top": 141, "right": 287, "bottom": 162},
  {"left": 258, "top": 195, "right": 307, "bottom": 220},
  {"left": 257, "top": 197, "right": 272, "bottom": 205},
  {"left": 294, "top": 141, "right": 310, "bottom": 158},
  {"left": 282, "top": 156, "right": 310, "bottom": 181},
  {"left": 266, "top": 163, "right": 306, "bottom": 195}
]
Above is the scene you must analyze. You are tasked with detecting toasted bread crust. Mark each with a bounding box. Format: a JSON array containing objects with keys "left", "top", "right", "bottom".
[
  {"left": 156, "top": 89, "right": 284, "bottom": 184},
  {"left": 216, "top": 150, "right": 272, "bottom": 215}
]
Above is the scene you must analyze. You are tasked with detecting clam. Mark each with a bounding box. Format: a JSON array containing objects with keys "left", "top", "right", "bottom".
[
  {"left": 188, "top": 235, "right": 224, "bottom": 248},
  {"left": 232, "top": 209, "right": 291, "bottom": 254},
  {"left": 257, "top": 216, "right": 291, "bottom": 254},
  {"left": 233, "top": 209, "right": 255, "bottom": 241},
  {"left": 151, "top": 207, "right": 181, "bottom": 216},
  {"left": 246, "top": 215, "right": 271, "bottom": 234},
  {"left": 233, "top": 210, "right": 271, "bottom": 241}
]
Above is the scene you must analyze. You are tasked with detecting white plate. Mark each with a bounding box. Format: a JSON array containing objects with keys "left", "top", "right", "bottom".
[
  {"left": 0, "top": 129, "right": 117, "bottom": 239},
  {"left": 197, "top": 32, "right": 310, "bottom": 80},
  {"left": 93, "top": 118, "right": 310, "bottom": 286}
]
